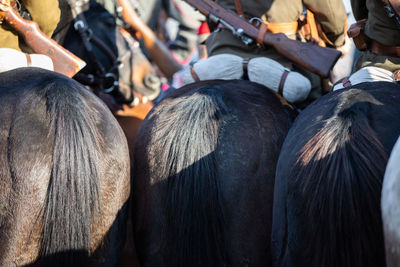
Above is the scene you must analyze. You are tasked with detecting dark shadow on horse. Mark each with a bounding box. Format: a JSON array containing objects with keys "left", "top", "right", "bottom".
[
  {"left": 133, "top": 79, "right": 297, "bottom": 266},
  {"left": 271, "top": 81, "right": 400, "bottom": 267}
]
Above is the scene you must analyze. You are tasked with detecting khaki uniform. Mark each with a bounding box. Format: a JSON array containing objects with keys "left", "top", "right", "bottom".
[
  {"left": 0, "top": 0, "right": 61, "bottom": 51},
  {"left": 205, "top": 0, "right": 347, "bottom": 105},
  {"left": 206, "top": 0, "right": 347, "bottom": 65},
  {"left": 351, "top": 0, "right": 400, "bottom": 72}
]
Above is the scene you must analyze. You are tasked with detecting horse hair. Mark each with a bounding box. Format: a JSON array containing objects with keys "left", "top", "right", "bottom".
[
  {"left": 35, "top": 74, "right": 103, "bottom": 266},
  {"left": 149, "top": 86, "right": 229, "bottom": 267},
  {"left": 292, "top": 89, "right": 387, "bottom": 267}
]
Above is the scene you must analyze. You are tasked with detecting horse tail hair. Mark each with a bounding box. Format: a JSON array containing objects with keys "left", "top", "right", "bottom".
[
  {"left": 152, "top": 86, "right": 228, "bottom": 267},
  {"left": 294, "top": 100, "right": 387, "bottom": 267},
  {"left": 39, "top": 81, "right": 102, "bottom": 266}
]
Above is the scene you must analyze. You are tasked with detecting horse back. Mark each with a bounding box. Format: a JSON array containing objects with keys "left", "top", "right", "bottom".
[
  {"left": 133, "top": 79, "right": 297, "bottom": 267},
  {"left": 272, "top": 82, "right": 400, "bottom": 267},
  {"left": 0, "top": 68, "right": 130, "bottom": 266}
]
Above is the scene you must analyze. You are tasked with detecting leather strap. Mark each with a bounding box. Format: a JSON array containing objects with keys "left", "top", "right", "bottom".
[
  {"left": 242, "top": 57, "right": 250, "bottom": 80},
  {"left": 257, "top": 23, "right": 268, "bottom": 48},
  {"left": 341, "top": 77, "right": 352, "bottom": 88},
  {"left": 278, "top": 70, "right": 289, "bottom": 95},
  {"left": 234, "top": 0, "right": 244, "bottom": 17},
  {"left": 25, "top": 53, "right": 32, "bottom": 67},
  {"left": 190, "top": 62, "right": 200, "bottom": 82},
  {"left": 267, "top": 21, "right": 298, "bottom": 34},
  {"left": 370, "top": 39, "right": 400, "bottom": 57}
]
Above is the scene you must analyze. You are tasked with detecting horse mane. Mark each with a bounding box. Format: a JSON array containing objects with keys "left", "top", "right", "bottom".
[
  {"left": 31, "top": 70, "right": 103, "bottom": 266},
  {"left": 146, "top": 82, "right": 231, "bottom": 267},
  {"left": 292, "top": 88, "right": 387, "bottom": 267}
]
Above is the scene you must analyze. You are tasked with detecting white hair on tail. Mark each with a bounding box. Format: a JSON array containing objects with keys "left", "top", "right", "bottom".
[
  {"left": 248, "top": 57, "right": 311, "bottom": 103},
  {"left": 182, "top": 54, "right": 243, "bottom": 84},
  {"left": 0, "top": 48, "right": 53, "bottom": 73}
]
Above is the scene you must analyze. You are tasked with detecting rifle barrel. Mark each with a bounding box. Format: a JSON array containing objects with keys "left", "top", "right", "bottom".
[{"left": 185, "top": 0, "right": 341, "bottom": 77}]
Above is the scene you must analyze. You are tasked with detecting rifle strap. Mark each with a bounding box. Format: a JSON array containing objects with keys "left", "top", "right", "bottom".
[
  {"left": 234, "top": 0, "right": 244, "bottom": 17},
  {"left": 256, "top": 23, "right": 268, "bottom": 48}
]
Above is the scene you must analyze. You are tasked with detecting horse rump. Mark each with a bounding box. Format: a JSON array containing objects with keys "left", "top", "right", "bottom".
[
  {"left": 133, "top": 79, "right": 297, "bottom": 266},
  {"left": 272, "top": 82, "right": 400, "bottom": 267},
  {"left": 0, "top": 68, "right": 130, "bottom": 266}
]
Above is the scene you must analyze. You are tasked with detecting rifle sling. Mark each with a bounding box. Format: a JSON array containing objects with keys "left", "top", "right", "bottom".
[
  {"left": 257, "top": 23, "right": 268, "bottom": 48},
  {"left": 234, "top": 0, "right": 244, "bottom": 17}
]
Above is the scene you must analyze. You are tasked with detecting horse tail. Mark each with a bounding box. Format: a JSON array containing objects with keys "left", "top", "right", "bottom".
[
  {"left": 152, "top": 86, "right": 228, "bottom": 267},
  {"left": 39, "top": 80, "right": 102, "bottom": 266},
  {"left": 294, "top": 96, "right": 387, "bottom": 267}
]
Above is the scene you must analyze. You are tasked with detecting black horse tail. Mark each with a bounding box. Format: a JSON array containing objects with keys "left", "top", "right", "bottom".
[
  {"left": 294, "top": 96, "right": 387, "bottom": 267},
  {"left": 153, "top": 86, "right": 228, "bottom": 267},
  {"left": 39, "top": 80, "right": 102, "bottom": 266}
]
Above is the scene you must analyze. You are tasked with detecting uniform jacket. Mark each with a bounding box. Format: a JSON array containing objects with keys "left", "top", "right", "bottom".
[
  {"left": 351, "top": 0, "right": 400, "bottom": 46},
  {"left": 0, "top": 0, "right": 61, "bottom": 51},
  {"left": 351, "top": 0, "right": 400, "bottom": 72},
  {"left": 206, "top": 0, "right": 347, "bottom": 67}
]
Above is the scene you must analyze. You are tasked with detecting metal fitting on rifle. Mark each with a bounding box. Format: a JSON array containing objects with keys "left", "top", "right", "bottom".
[{"left": 249, "top": 17, "right": 263, "bottom": 27}]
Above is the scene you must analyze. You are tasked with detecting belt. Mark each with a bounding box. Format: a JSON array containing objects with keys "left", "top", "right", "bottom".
[
  {"left": 370, "top": 40, "right": 400, "bottom": 58},
  {"left": 255, "top": 21, "right": 298, "bottom": 47}
]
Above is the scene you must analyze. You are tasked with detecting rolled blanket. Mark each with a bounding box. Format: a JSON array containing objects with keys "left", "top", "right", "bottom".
[
  {"left": 182, "top": 54, "right": 243, "bottom": 83},
  {"left": 248, "top": 57, "right": 311, "bottom": 103},
  {"left": 333, "top": 66, "right": 394, "bottom": 90},
  {"left": 0, "top": 48, "right": 53, "bottom": 73},
  {"left": 180, "top": 53, "right": 311, "bottom": 103}
]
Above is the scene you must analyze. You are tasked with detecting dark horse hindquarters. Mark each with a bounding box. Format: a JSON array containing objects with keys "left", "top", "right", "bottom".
[
  {"left": 0, "top": 68, "right": 130, "bottom": 266},
  {"left": 272, "top": 82, "right": 400, "bottom": 267},
  {"left": 133, "top": 80, "right": 297, "bottom": 267}
]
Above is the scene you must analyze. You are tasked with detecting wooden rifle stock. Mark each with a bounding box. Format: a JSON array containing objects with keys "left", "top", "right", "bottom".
[
  {"left": 0, "top": 3, "right": 86, "bottom": 77},
  {"left": 116, "top": 0, "right": 182, "bottom": 78},
  {"left": 185, "top": 0, "right": 341, "bottom": 77}
]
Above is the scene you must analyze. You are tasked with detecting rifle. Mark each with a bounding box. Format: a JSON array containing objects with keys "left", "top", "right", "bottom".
[
  {"left": 116, "top": 0, "right": 182, "bottom": 78},
  {"left": 185, "top": 0, "right": 342, "bottom": 77},
  {"left": 0, "top": 0, "right": 86, "bottom": 78}
]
